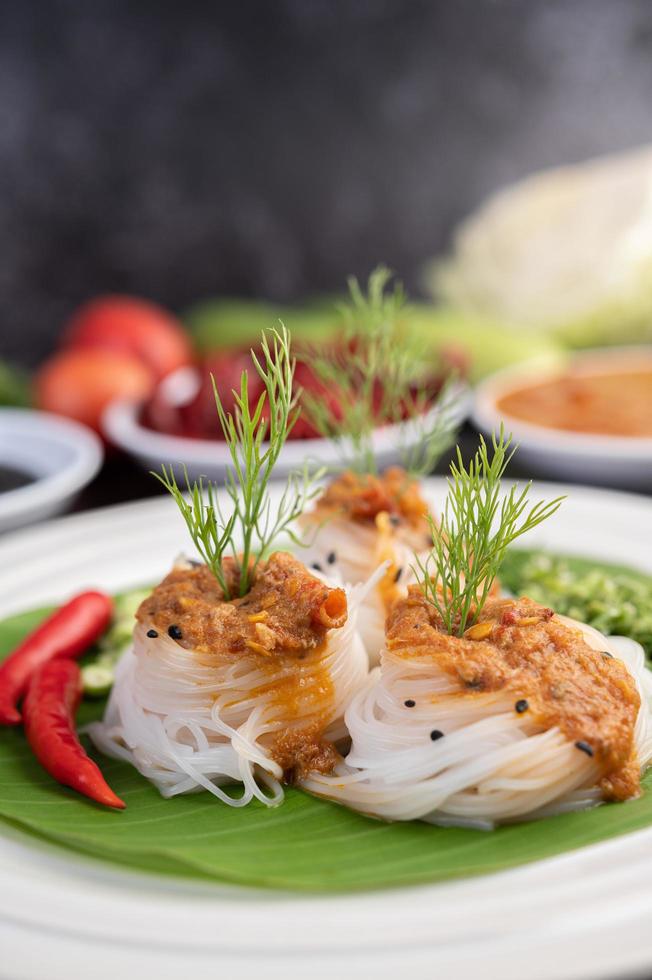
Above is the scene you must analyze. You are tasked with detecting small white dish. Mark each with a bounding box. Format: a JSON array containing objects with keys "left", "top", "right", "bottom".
[
  {"left": 0, "top": 409, "right": 103, "bottom": 532},
  {"left": 473, "top": 349, "right": 652, "bottom": 487},
  {"left": 103, "top": 374, "right": 471, "bottom": 481}
]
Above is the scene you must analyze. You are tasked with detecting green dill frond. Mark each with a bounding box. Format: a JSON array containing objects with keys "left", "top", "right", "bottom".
[
  {"left": 398, "top": 374, "right": 460, "bottom": 479},
  {"left": 153, "top": 465, "right": 236, "bottom": 597},
  {"left": 302, "top": 265, "right": 459, "bottom": 477},
  {"left": 413, "top": 427, "right": 564, "bottom": 636},
  {"left": 154, "top": 325, "right": 323, "bottom": 598}
]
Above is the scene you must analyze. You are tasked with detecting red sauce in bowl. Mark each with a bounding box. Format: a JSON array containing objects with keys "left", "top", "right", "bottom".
[{"left": 497, "top": 365, "right": 652, "bottom": 438}]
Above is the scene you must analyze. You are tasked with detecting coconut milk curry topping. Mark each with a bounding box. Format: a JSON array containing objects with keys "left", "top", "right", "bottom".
[
  {"left": 313, "top": 467, "right": 430, "bottom": 529},
  {"left": 387, "top": 591, "right": 641, "bottom": 800},
  {"left": 138, "top": 551, "right": 347, "bottom": 657}
]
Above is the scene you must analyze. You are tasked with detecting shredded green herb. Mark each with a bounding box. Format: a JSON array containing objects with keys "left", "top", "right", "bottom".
[
  {"left": 155, "top": 326, "right": 322, "bottom": 598},
  {"left": 303, "top": 265, "right": 458, "bottom": 477},
  {"left": 414, "top": 428, "right": 564, "bottom": 636}
]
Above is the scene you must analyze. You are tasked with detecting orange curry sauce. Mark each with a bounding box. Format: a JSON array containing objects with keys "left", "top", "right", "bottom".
[
  {"left": 138, "top": 552, "right": 348, "bottom": 779},
  {"left": 309, "top": 467, "right": 434, "bottom": 609},
  {"left": 497, "top": 366, "right": 652, "bottom": 437},
  {"left": 312, "top": 466, "right": 431, "bottom": 529},
  {"left": 386, "top": 591, "right": 641, "bottom": 800}
]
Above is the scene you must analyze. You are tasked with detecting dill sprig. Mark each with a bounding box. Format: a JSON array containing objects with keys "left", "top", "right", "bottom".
[
  {"left": 303, "top": 265, "right": 458, "bottom": 477},
  {"left": 413, "top": 428, "right": 564, "bottom": 636},
  {"left": 398, "top": 374, "right": 459, "bottom": 477},
  {"left": 155, "top": 326, "right": 322, "bottom": 599}
]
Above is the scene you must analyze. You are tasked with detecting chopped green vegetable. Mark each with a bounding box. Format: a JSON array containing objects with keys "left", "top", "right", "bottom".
[
  {"left": 81, "top": 588, "right": 151, "bottom": 696},
  {"left": 501, "top": 549, "right": 652, "bottom": 658},
  {"left": 82, "top": 663, "right": 116, "bottom": 698}
]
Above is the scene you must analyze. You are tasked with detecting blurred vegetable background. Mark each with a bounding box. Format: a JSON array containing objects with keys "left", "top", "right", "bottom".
[
  {"left": 426, "top": 146, "right": 652, "bottom": 348},
  {"left": 5, "top": 1, "right": 652, "bottom": 361},
  {"left": 2, "top": 0, "right": 652, "bottom": 499},
  {"left": 22, "top": 285, "right": 562, "bottom": 440}
]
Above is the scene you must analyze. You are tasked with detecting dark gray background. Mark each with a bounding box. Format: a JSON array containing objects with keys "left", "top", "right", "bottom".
[{"left": 2, "top": 0, "right": 652, "bottom": 366}]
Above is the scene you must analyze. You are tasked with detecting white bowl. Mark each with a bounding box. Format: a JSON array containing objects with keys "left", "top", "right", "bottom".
[
  {"left": 472, "top": 348, "right": 652, "bottom": 487},
  {"left": 103, "top": 374, "right": 471, "bottom": 482},
  {"left": 0, "top": 409, "right": 103, "bottom": 532}
]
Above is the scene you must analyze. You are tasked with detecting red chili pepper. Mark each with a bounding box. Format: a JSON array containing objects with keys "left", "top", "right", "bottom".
[
  {"left": 23, "top": 659, "right": 125, "bottom": 809},
  {"left": 0, "top": 590, "right": 113, "bottom": 725}
]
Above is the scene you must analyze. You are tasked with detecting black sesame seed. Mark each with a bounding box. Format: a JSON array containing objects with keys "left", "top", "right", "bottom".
[
  {"left": 404, "top": 699, "right": 416, "bottom": 708},
  {"left": 168, "top": 625, "right": 183, "bottom": 641},
  {"left": 146, "top": 629, "right": 159, "bottom": 639},
  {"left": 465, "top": 679, "right": 484, "bottom": 690},
  {"left": 430, "top": 730, "right": 444, "bottom": 742},
  {"left": 389, "top": 515, "right": 401, "bottom": 527},
  {"left": 575, "top": 740, "right": 594, "bottom": 758},
  {"left": 602, "top": 650, "right": 613, "bottom": 659},
  {"left": 188, "top": 559, "right": 202, "bottom": 568},
  {"left": 515, "top": 699, "right": 529, "bottom": 714},
  {"left": 326, "top": 551, "right": 337, "bottom": 565},
  {"left": 311, "top": 562, "right": 323, "bottom": 572},
  {"left": 393, "top": 566, "right": 403, "bottom": 583}
]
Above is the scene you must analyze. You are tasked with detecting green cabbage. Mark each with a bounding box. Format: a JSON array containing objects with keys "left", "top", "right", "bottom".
[
  {"left": 81, "top": 588, "right": 151, "bottom": 697},
  {"left": 424, "top": 145, "right": 652, "bottom": 348}
]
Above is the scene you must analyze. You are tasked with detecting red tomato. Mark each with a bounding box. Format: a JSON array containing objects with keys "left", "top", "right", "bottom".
[
  {"left": 35, "top": 349, "right": 154, "bottom": 434},
  {"left": 64, "top": 296, "right": 194, "bottom": 382}
]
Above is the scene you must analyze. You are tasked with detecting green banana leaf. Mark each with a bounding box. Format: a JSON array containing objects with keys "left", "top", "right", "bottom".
[{"left": 2, "top": 551, "right": 652, "bottom": 892}]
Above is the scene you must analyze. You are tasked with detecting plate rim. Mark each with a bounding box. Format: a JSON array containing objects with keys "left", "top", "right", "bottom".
[{"left": 2, "top": 479, "right": 652, "bottom": 980}]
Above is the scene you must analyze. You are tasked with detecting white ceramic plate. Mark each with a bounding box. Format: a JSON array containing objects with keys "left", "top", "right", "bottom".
[
  {"left": 2, "top": 479, "right": 652, "bottom": 980},
  {"left": 0, "top": 409, "right": 103, "bottom": 533},
  {"left": 103, "top": 371, "right": 470, "bottom": 481},
  {"left": 473, "top": 348, "right": 652, "bottom": 489}
]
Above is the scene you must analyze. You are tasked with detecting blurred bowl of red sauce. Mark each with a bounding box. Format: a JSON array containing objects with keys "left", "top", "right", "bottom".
[{"left": 103, "top": 345, "right": 469, "bottom": 481}]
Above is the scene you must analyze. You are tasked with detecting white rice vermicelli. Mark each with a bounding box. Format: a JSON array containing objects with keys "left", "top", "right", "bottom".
[
  {"left": 304, "top": 516, "right": 427, "bottom": 666},
  {"left": 88, "top": 570, "right": 381, "bottom": 807},
  {"left": 301, "top": 620, "right": 652, "bottom": 829}
]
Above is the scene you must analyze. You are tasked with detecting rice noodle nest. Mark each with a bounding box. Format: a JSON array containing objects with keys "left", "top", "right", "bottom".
[
  {"left": 301, "top": 618, "right": 652, "bottom": 829},
  {"left": 88, "top": 567, "right": 383, "bottom": 807}
]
